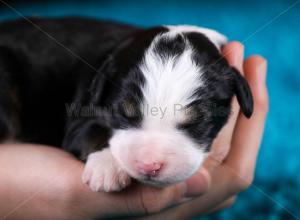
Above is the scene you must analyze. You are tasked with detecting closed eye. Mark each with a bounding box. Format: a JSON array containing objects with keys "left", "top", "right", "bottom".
[{"left": 121, "top": 101, "right": 140, "bottom": 118}]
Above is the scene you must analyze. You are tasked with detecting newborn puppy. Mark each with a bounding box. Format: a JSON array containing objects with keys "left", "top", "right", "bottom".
[
  {"left": 0, "top": 17, "right": 253, "bottom": 192},
  {"left": 64, "top": 24, "right": 254, "bottom": 191}
]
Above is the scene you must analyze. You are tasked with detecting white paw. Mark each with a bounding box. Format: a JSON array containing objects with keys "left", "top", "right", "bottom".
[{"left": 82, "top": 149, "right": 131, "bottom": 192}]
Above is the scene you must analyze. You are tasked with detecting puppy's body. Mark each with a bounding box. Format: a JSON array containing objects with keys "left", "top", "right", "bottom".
[
  {"left": 0, "top": 17, "right": 140, "bottom": 145},
  {"left": 0, "top": 17, "right": 253, "bottom": 192}
]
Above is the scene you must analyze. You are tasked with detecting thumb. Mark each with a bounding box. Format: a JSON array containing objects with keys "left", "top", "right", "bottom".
[
  {"left": 124, "top": 169, "right": 212, "bottom": 216},
  {"left": 127, "top": 183, "right": 187, "bottom": 214},
  {"left": 184, "top": 168, "right": 211, "bottom": 197},
  {"left": 120, "top": 182, "right": 187, "bottom": 215},
  {"left": 120, "top": 169, "right": 211, "bottom": 217}
]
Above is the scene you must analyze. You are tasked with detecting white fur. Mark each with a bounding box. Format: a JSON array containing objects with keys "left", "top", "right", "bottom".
[
  {"left": 166, "top": 25, "right": 227, "bottom": 50},
  {"left": 82, "top": 149, "right": 131, "bottom": 192},
  {"left": 140, "top": 33, "right": 202, "bottom": 127},
  {"left": 110, "top": 128, "right": 205, "bottom": 186},
  {"left": 109, "top": 29, "right": 210, "bottom": 186}
]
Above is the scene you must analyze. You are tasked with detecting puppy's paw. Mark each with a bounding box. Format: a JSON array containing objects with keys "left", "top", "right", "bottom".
[{"left": 82, "top": 149, "right": 131, "bottom": 192}]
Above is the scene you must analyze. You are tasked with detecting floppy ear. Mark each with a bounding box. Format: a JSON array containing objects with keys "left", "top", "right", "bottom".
[{"left": 231, "top": 67, "right": 253, "bottom": 118}]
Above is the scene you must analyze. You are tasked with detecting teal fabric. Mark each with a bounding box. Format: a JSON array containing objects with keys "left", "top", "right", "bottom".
[{"left": 1, "top": 0, "right": 299, "bottom": 219}]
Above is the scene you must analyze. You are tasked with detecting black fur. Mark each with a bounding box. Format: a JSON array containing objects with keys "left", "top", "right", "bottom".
[
  {"left": 175, "top": 32, "right": 253, "bottom": 151},
  {"left": 0, "top": 17, "right": 253, "bottom": 159},
  {"left": 0, "top": 17, "right": 141, "bottom": 149}
]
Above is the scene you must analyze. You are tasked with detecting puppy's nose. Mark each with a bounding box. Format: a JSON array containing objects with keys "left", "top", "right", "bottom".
[{"left": 136, "top": 161, "right": 163, "bottom": 177}]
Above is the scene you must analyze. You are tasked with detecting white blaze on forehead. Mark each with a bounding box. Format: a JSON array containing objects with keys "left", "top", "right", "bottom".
[
  {"left": 166, "top": 25, "right": 227, "bottom": 50},
  {"left": 139, "top": 32, "right": 203, "bottom": 127}
]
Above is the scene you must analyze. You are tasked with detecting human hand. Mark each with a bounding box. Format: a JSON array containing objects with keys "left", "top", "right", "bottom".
[{"left": 129, "top": 41, "right": 269, "bottom": 219}]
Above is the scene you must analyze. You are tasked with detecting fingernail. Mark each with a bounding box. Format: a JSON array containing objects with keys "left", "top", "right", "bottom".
[
  {"left": 233, "top": 44, "right": 244, "bottom": 71},
  {"left": 257, "top": 59, "right": 267, "bottom": 83}
]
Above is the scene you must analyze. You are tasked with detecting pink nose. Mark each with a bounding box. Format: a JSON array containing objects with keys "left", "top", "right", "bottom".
[{"left": 136, "top": 161, "right": 163, "bottom": 177}]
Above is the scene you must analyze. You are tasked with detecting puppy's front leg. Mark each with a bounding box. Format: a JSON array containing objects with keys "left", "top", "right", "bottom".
[{"left": 82, "top": 148, "right": 131, "bottom": 192}]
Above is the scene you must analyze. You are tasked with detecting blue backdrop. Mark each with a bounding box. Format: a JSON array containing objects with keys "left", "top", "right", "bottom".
[{"left": 1, "top": 0, "right": 299, "bottom": 219}]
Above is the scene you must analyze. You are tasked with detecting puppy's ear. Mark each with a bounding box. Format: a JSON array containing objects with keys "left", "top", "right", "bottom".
[{"left": 231, "top": 67, "right": 253, "bottom": 118}]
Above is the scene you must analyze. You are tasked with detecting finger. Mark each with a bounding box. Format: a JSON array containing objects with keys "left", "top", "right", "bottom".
[
  {"left": 130, "top": 187, "right": 236, "bottom": 220},
  {"left": 222, "top": 41, "right": 244, "bottom": 72},
  {"left": 121, "top": 182, "right": 188, "bottom": 216},
  {"left": 184, "top": 167, "right": 211, "bottom": 197},
  {"left": 204, "top": 196, "right": 236, "bottom": 214},
  {"left": 205, "top": 97, "right": 239, "bottom": 172},
  {"left": 168, "top": 165, "right": 239, "bottom": 217},
  {"left": 141, "top": 160, "right": 240, "bottom": 219},
  {"left": 203, "top": 42, "right": 244, "bottom": 172},
  {"left": 226, "top": 55, "right": 268, "bottom": 184}
]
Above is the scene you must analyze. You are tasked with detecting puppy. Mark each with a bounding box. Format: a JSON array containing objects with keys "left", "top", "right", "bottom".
[{"left": 0, "top": 17, "right": 253, "bottom": 192}]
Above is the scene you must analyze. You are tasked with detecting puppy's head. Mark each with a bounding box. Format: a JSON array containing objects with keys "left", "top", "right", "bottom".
[{"left": 95, "top": 25, "right": 253, "bottom": 186}]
